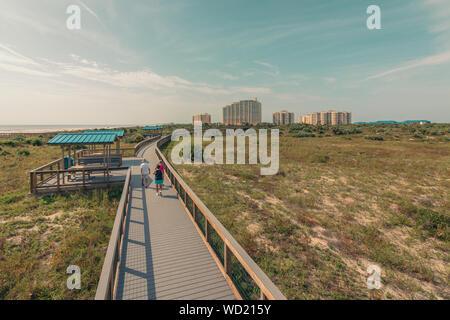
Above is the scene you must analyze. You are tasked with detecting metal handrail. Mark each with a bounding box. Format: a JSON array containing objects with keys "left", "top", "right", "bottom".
[
  {"left": 155, "top": 136, "right": 286, "bottom": 300},
  {"left": 95, "top": 168, "right": 132, "bottom": 300}
]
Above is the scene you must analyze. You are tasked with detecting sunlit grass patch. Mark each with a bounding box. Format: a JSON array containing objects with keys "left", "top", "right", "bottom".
[{"left": 160, "top": 123, "right": 450, "bottom": 299}]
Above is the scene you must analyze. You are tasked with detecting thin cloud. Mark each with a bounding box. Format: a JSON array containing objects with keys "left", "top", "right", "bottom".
[
  {"left": 365, "top": 50, "right": 450, "bottom": 80},
  {"left": 0, "top": 62, "right": 54, "bottom": 77},
  {"left": 253, "top": 60, "right": 280, "bottom": 77},
  {"left": 77, "top": 0, "right": 106, "bottom": 28},
  {"left": 231, "top": 86, "right": 271, "bottom": 94},
  {"left": 211, "top": 71, "right": 239, "bottom": 80},
  {"left": 0, "top": 43, "right": 54, "bottom": 77},
  {"left": 0, "top": 43, "right": 40, "bottom": 66},
  {"left": 0, "top": 45, "right": 270, "bottom": 98}
]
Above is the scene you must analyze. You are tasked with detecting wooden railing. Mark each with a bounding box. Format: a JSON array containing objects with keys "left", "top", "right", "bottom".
[
  {"left": 29, "top": 167, "right": 129, "bottom": 194},
  {"left": 95, "top": 169, "right": 132, "bottom": 300},
  {"left": 134, "top": 135, "right": 161, "bottom": 156},
  {"left": 155, "top": 136, "right": 286, "bottom": 300},
  {"left": 29, "top": 149, "right": 84, "bottom": 193}
]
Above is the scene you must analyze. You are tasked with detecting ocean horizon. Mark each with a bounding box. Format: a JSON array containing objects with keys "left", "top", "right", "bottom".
[{"left": 0, "top": 124, "right": 137, "bottom": 133}]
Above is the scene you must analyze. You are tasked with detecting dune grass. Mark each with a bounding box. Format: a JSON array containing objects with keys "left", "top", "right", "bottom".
[
  {"left": 0, "top": 136, "right": 122, "bottom": 299},
  {"left": 161, "top": 123, "right": 449, "bottom": 299}
]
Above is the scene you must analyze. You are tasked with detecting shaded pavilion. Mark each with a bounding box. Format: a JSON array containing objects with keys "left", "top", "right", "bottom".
[
  {"left": 142, "top": 126, "right": 163, "bottom": 137},
  {"left": 84, "top": 130, "right": 125, "bottom": 154},
  {"left": 48, "top": 132, "right": 121, "bottom": 169}
]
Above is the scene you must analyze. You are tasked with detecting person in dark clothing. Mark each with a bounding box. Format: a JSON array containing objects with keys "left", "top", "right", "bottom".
[{"left": 153, "top": 164, "right": 163, "bottom": 196}]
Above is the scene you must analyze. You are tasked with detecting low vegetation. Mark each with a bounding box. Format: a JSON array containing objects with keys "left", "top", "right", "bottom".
[
  {"left": 0, "top": 134, "right": 123, "bottom": 299},
  {"left": 161, "top": 123, "right": 449, "bottom": 300}
]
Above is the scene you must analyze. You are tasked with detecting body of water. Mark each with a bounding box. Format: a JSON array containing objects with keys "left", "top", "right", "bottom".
[{"left": 0, "top": 125, "right": 135, "bottom": 133}]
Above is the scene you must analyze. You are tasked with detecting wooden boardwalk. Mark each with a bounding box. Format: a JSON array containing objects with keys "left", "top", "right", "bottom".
[{"left": 114, "top": 142, "right": 236, "bottom": 300}]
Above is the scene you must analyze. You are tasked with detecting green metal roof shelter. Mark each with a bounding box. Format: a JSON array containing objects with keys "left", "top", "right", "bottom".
[
  {"left": 48, "top": 133, "right": 121, "bottom": 169},
  {"left": 142, "top": 126, "right": 163, "bottom": 138},
  {"left": 48, "top": 133, "right": 119, "bottom": 145},
  {"left": 83, "top": 130, "right": 125, "bottom": 137},
  {"left": 142, "top": 126, "right": 163, "bottom": 130},
  {"left": 83, "top": 130, "right": 124, "bottom": 153}
]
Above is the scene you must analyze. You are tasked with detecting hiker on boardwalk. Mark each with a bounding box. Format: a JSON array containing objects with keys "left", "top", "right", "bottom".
[
  {"left": 153, "top": 164, "right": 164, "bottom": 196},
  {"left": 159, "top": 160, "right": 165, "bottom": 175},
  {"left": 140, "top": 159, "right": 150, "bottom": 187}
]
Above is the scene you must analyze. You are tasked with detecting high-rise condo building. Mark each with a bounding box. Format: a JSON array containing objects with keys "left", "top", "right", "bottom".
[
  {"left": 222, "top": 98, "right": 262, "bottom": 125},
  {"left": 299, "top": 110, "right": 352, "bottom": 125},
  {"left": 192, "top": 113, "right": 211, "bottom": 125},
  {"left": 273, "top": 110, "right": 295, "bottom": 125}
]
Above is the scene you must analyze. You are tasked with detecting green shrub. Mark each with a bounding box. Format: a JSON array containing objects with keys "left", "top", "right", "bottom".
[
  {"left": 333, "top": 128, "right": 362, "bottom": 135},
  {"left": 107, "top": 187, "right": 122, "bottom": 200},
  {"left": 133, "top": 134, "right": 144, "bottom": 143},
  {"left": 0, "top": 193, "right": 24, "bottom": 204},
  {"left": 17, "top": 149, "right": 30, "bottom": 156},
  {"left": 313, "top": 154, "right": 330, "bottom": 163},
  {"left": 39, "top": 195, "right": 55, "bottom": 205},
  {"left": 399, "top": 201, "right": 449, "bottom": 241},
  {"left": 365, "top": 135, "right": 384, "bottom": 141},
  {"left": 31, "top": 139, "right": 43, "bottom": 146},
  {"left": 0, "top": 140, "right": 18, "bottom": 147},
  {"left": 293, "top": 131, "right": 315, "bottom": 138}
]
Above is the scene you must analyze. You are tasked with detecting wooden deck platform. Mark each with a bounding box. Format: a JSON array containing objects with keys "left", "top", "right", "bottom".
[{"left": 33, "top": 158, "right": 142, "bottom": 194}]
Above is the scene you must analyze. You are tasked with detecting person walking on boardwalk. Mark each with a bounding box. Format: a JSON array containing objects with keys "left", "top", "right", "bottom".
[
  {"left": 159, "top": 160, "right": 165, "bottom": 176},
  {"left": 140, "top": 159, "right": 150, "bottom": 187},
  {"left": 153, "top": 164, "right": 164, "bottom": 196}
]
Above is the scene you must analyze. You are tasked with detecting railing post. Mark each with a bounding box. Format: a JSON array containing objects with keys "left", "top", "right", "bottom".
[
  {"left": 193, "top": 204, "right": 197, "bottom": 220},
  {"left": 110, "top": 269, "right": 114, "bottom": 299},
  {"left": 57, "top": 171, "right": 60, "bottom": 192},
  {"left": 82, "top": 170, "right": 86, "bottom": 188},
  {"left": 224, "top": 245, "right": 232, "bottom": 275},
  {"left": 30, "top": 172, "right": 34, "bottom": 194}
]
